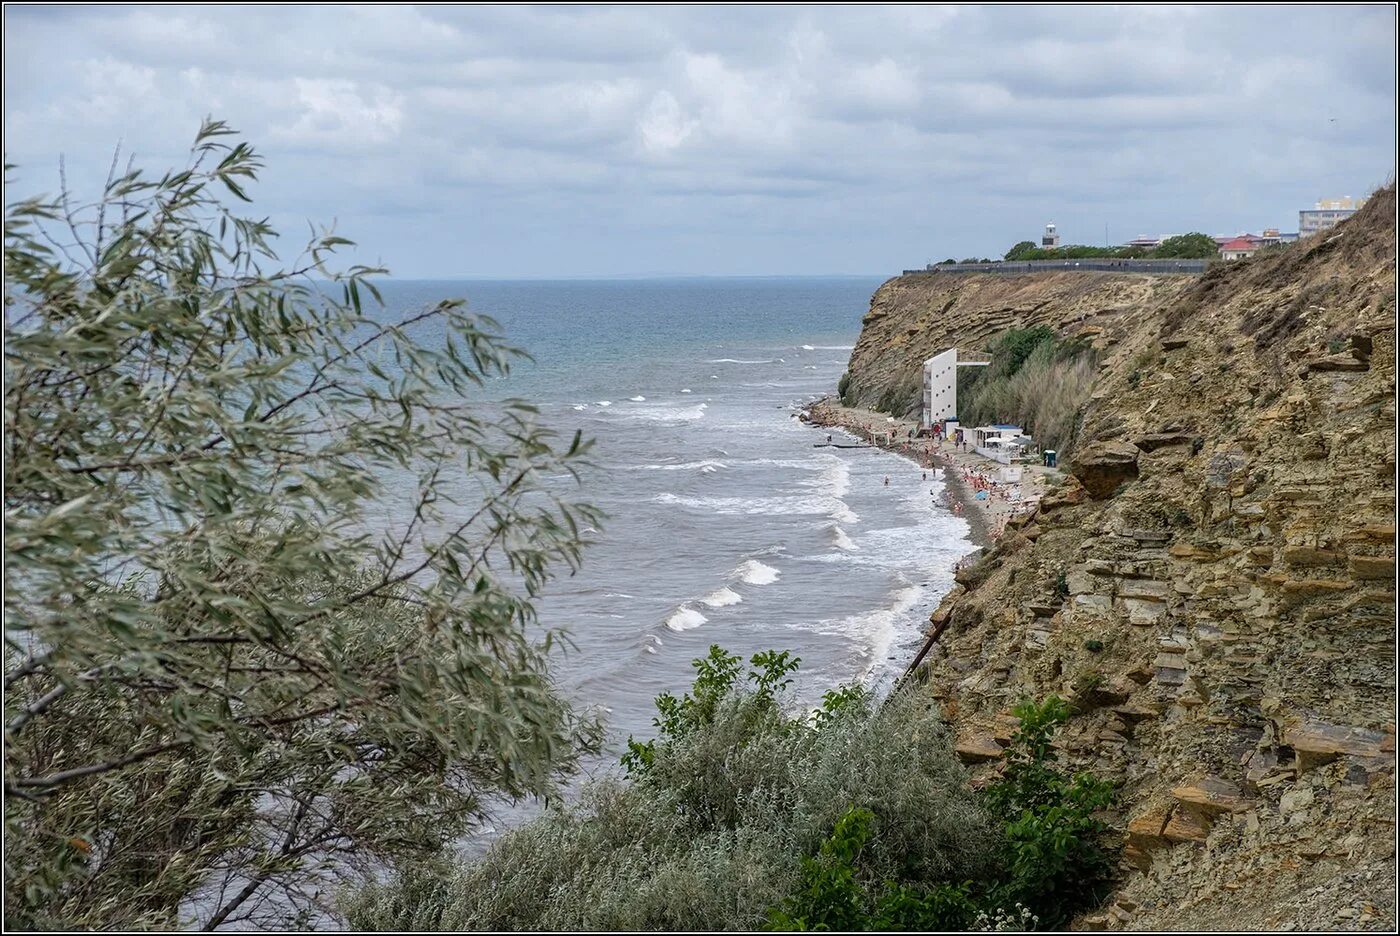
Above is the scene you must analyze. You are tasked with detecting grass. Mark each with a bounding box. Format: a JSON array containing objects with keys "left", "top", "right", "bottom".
[{"left": 957, "top": 328, "right": 1099, "bottom": 455}]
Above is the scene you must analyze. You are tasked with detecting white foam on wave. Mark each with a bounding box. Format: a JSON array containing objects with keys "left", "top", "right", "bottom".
[
  {"left": 801, "top": 344, "right": 815, "bottom": 350},
  {"left": 807, "top": 581, "right": 923, "bottom": 677},
  {"left": 701, "top": 587, "right": 744, "bottom": 608},
  {"left": 737, "top": 559, "right": 780, "bottom": 585},
  {"left": 628, "top": 460, "right": 728, "bottom": 472},
  {"left": 810, "top": 345, "right": 856, "bottom": 350},
  {"left": 681, "top": 388, "right": 692, "bottom": 393},
  {"left": 596, "top": 400, "right": 612, "bottom": 407},
  {"left": 572, "top": 404, "right": 587, "bottom": 410},
  {"left": 605, "top": 592, "right": 636, "bottom": 599},
  {"left": 665, "top": 606, "right": 708, "bottom": 631},
  {"left": 750, "top": 456, "right": 826, "bottom": 470},
  {"left": 610, "top": 403, "right": 707, "bottom": 423},
  {"left": 708, "top": 358, "right": 775, "bottom": 364},
  {"left": 831, "top": 524, "right": 858, "bottom": 551},
  {"left": 629, "top": 395, "right": 646, "bottom": 402},
  {"left": 816, "top": 456, "right": 850, "bottom": 497},
  {"left": 653, "top": 491, "right": 856, "bottom": 524}
]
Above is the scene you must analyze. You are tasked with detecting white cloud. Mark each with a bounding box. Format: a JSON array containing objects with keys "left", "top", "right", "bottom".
[
  {"left": 270, "top": 79, "right": 404, "bottom": 148},
  {"left": 3, "top": 4, "right": 1394, "bottom": 276},
  {"left": 639, "top": 91, "right": 697, "bottom": 154}
]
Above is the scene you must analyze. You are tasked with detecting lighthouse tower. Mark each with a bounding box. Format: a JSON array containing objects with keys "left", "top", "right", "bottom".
[{"left": 1041, "top": 222, "right": 1060, "bottom": 250}]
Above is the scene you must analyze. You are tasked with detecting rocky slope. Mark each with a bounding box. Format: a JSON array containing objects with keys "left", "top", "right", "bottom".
[
  {"left": 840, "top": 269, "right": 1192, "bottom": 418},
  {"left": 851, "top": 188, "right": 1397, "bottom": 931}
]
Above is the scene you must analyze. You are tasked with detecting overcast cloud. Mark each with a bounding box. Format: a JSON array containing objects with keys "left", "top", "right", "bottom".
[{"left": 5, "top": 4, "right": 1395, "bottom": 277}]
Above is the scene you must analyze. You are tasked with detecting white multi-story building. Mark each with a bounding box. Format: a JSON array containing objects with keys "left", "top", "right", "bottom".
[
  {"left": 1299, "top": 196, "right": 1364, "bottom": 237},
  {"left": 922, "top": 348, "right": 989, "bottom": 428}
]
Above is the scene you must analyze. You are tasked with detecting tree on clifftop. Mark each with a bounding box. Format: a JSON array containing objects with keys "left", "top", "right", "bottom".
[
  {"left": 1154, "top": 232, "right": 1219, "bottom": 258},
  {"left": 4, "top": 120, "right": 601, "bottom": 929},
  {"left": 1004, "top": 241, "right": 1038, "bottom": 260}
]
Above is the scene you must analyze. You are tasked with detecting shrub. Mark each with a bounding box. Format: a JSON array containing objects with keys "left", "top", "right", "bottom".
[
  {"left": 343, "top": 649, "right": 996, "bottom": 932},
  {"left": 766, "top": 807, "right": 983, "bottom": 932},
  {"left": 1154, "top": 232, "right": 1219, "bottom": 259},
  {"left": 346, "top": 671, "right": 1120, "bottom": 933},
  {"left": 982, "top": 698, "right": 1117, "bottom": 927},
  {"left": 766, "top": 696, "right": 1116, "bottom": 931},
  {"left": 957, "top": 327, "right": 1097, "bottom": 455},
  {"left": 4, "top": 122, "right": 600, "bottom": 929}
]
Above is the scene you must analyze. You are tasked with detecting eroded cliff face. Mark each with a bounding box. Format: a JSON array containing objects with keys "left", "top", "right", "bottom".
[
  {"left": 851, "top": 189, "right": 1397, "bottom": 931},
  {"left": 841, "top": 270, "right": 1192, "bottom": 418}
]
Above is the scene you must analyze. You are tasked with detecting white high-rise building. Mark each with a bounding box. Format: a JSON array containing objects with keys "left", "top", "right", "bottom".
[
  {"left": 1299, "top": 196, "right": 1363, "bottom": 237},
  {"left": 922, "top": 348, "right": 989, "bottom": 428}
]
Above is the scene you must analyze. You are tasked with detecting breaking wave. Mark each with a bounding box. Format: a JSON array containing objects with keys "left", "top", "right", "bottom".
[
  {"left": 701, "top": 587, "right": 744, "bottom": 608},
  {"left": 736, "top": 559, "right": 780, "bottom": 585},
  {"left": 664, "top": 606, "right": 708, "bottom": 631}
]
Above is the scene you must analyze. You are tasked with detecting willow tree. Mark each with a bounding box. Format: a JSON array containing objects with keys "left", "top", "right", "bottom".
[{"left": 4, "top": 120, "right": 601, "bottom": 930}]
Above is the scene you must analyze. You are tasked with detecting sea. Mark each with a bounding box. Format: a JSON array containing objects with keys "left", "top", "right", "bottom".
[{"left": 364, "top": 277, "right": 975, "bottom": 841}]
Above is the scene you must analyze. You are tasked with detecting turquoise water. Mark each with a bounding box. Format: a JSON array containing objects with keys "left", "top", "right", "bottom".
[{"left": 367, "top": 277, "right": 973, "bottom": 804}]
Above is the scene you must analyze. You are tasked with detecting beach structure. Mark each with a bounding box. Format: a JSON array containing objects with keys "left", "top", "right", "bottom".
[
  {"left": 921, "top": 348, "right": 990, "bottom": 430},
  {"left": 971, "top": 424, "right": 1030, "bottom": 464}
]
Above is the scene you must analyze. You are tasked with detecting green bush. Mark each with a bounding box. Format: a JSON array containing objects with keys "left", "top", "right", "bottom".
[
  {"left": 766, "top": 696, "right": 1116, "bottom": 932},
  {"left": 346, "top": 662, "right": 1119, "bottom": 933},
  {"left": 344, "top": 649, "right": 994, "bottom": 931},
  {"left": 956, "top": 327, "right": 1097, "bottom": 455},
  {"left": 837, "top": 370, "right": 852, "bottom": 401},
  {"left": 1154, "top": 232, "right": 1218, "bottom": 259},
  {"left": 766, "top": 807, "right": 982, "bottom": 931},
  {"left": 5, "top": 122, "right": 600, "bottom": 929},
  {"left": 982, "top": 698, "right": 1117, "bottom": 926}
]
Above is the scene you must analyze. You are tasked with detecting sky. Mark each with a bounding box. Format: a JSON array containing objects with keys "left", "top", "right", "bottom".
[{"left": 4, "top": 4, "right": 1396, "bottom": 278}]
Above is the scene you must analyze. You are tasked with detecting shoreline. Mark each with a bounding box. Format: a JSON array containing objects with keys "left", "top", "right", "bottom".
[{"left": 800, "top": 397, "right": 1051, "bottom": 551}]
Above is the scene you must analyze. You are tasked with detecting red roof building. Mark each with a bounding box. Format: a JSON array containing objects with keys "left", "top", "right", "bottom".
[{"left": 1219, "top": 237, "right": 1259, "bottom": 260}]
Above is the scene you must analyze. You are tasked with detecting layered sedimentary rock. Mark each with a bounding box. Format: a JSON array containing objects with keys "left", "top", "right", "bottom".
[
  {"left": 850, "top": 188, "right": 1397, "bottom": 931},
  {"left": 840, "top": 268, "right": 1191, "bottom": 417}
]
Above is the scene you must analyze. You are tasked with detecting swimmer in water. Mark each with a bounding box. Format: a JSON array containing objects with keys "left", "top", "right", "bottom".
[{"left": 884, "top": 476, "right": 890, "bottom": 486}]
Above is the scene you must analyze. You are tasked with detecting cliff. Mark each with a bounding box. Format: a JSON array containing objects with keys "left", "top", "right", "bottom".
[
  {"left": 842, "top": 269, "right": 1192, "bottom": 418},
  {"left": 848, "top": 188, "right": 1397, "bottom": 931}
]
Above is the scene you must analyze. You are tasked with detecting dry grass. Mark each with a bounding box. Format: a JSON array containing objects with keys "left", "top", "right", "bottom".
[{"left": 960, "top": 334, "right": 1098, "bottom": 455}]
